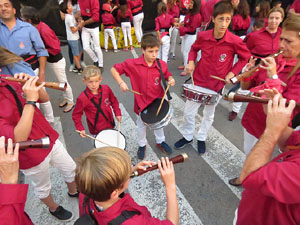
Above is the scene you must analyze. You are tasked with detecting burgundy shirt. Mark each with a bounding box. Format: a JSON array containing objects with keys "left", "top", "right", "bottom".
[
  {"left": 232, "top": 15, "right": 251, "bottom": 32},
  {"left": 0, "top": 77, "right": 58, "bottom": 169},
  {"left": 188, "top": 29, "right": 251, "bottom": 92},
  {"left": 117, "top": 8, "right": 133, "bottom": 23},
  {"left": 101, "top": 12, "right": 116, "bottom": 29},
  {"left": 79, "top": 193, "right": 173, "bottom": 225},
  {"left": 72, "top": 84, "right": 121, "bottom": 135},
  {"left": 200, "top": 0, "right": 220, "bottom": 24},
  {"left": 78, "top": 0, "right": 100, "bottom": 22},
  {"left": 127, "top": 0, "right": 143, "bottom": 15},
  {"left": 237, "top": 149, "right": 300, "bottom": 225},
  {"left": 291, "top": 0, "right": 300, "bottom": 13},
  {"left": 241, "top": 56, "right": 300, "bottom": 138},
  {"left": 244, "top": 27, "right": 281, "bottom": 57},
  {"left": 155, "top": 13, "right": 175, "bottom": 38},
  {"left": 179, "top": 13, "right": 201, "bottom": 36},
  {"left": 167, "top": 2, "right": 180, "bottom": 19},
  {"left": 113, "top": 56, "right": 172, "bottom": 114},
  {"left": 0, "top": 184, "right": 33, "bottom": 225}
]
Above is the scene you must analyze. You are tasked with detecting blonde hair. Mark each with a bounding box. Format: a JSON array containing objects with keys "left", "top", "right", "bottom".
[
  {"left": 282, "top": 12, "right": 300, "bottom": 79},
  {"left": 267, "top": 6, "right": 284, "bottom": 19},
  {"left": 82, "top": 65, "right": 102, "bottom": 80},
  {"left": 75, "top": 147, "right": 131, "bottom": 201},
  {"left": 0, "top": 47, "right": 23, "bottom": 67}
]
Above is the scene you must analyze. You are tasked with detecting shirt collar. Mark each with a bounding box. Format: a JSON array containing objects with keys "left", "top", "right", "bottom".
[
  {"left": 85, "top": 86, "right": 102, "bottom": 99},
  {"left": 203, "top": 29, "right": 232, "bottom": 43},
  {"left": 135, "top": 55, "right": 160, "bottom": 69}
]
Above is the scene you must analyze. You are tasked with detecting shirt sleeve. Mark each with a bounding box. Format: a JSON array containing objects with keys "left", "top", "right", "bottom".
[
  {"left": 231, "top": 39, "right": 251, "bottom": 75},
  {"left": 242, "top": 159, "right": 300, "bottom": 204},
  {"left": 29, "top": 26, "right": 48, "bottom": 58},
  {"left": 2, "top": 62, "right": 36, "bottom": 77},
  {"left": 155, "top": 17, "right": 160, "bottom": 31},
  {"left": 113, "top": 60, "right": 129, "bottom": 77},
  {"left": 108, "top": 87, "right": 122, "bottom": 117},
  {"left": 72, "top": 95, "right": 85, "bottom": 131},
  {"left": 90, "top": 0, "right": 100, "bottom": 22}
]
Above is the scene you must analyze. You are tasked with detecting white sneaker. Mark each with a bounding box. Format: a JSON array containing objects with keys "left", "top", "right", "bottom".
[
  {"left": 69, "top": 64, "right": 74, "bottom": 72},
  {"left": 80, "top": 61, "right": 87, "bottom": 68}
]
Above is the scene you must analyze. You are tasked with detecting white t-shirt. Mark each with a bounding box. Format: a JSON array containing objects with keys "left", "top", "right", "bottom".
[{"left": 65, "top": 14, "right": 80, "bottom": 41}]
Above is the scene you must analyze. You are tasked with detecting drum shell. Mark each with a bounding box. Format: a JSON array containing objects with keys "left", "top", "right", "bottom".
[
  {"left": 94, "top": 129, "right": 126, "bottom": 150},
  {"left": 181, "top": 84, "right": 219, "bottom": 105}
]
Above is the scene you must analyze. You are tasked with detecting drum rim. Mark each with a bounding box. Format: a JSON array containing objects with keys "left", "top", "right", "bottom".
[
  {"left": 182, "top": 83, "right": 218, "bottom": 95},
  {"left": 141, "top": 98, "right": 170, "bottom": 124},
  {"left": 94, "top": 128, "right": 127, "bottom": 150},
  {"left": 143, "top": 106, "right": 174, "bottom": 130}
]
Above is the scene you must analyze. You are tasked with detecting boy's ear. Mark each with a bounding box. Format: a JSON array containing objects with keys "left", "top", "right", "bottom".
[{"left": 110, "top": 189, "right": 120, "bottom": 200}]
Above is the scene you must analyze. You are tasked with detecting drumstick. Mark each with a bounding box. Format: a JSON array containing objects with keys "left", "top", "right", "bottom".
[
  {"left": 128, "top": 89, "right": 142, "bottom": 95},
  {"left": 210, "top": 75, "right": 226, "bottom": 82},
  {"left": 156, "top": 84, "right": 170, "bottom": 116},
  {"left": 117, "top": 120, "right": 120, "bottom": 148},
  {"left": 75, "top": 130, "right": 111, "bottom": 147},
  {"left": 190, "top": 71, "right": 194, "bottom": 86}
]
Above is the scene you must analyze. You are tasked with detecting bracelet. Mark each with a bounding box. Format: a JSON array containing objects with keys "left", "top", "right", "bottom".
[
  {"left": 25, "top": 101, "right": 37, "bottom": 108},
  {"left": 118, "top": 81, "right": 124, "bottom": 86}
]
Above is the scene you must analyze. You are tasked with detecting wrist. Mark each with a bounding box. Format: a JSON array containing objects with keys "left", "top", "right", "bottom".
[
  {"left": 25, "top": 101, "right": 37, "bottom": 108},
  {"left": 118, "top": 81, "right": 124, "bottom": 86}
]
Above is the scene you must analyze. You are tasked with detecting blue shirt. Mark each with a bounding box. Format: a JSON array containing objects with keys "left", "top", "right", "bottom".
[
  {"left": 0, "top": 61, "right": 36, "bottom": 77},
  {"left": 0, "top": 19, "right": 48, "bottom": 58}
]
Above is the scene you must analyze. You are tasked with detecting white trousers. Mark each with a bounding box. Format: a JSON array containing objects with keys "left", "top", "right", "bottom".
[
  {"left": 133, "top": 12, "right": 144, "bottom": 43},
  {"left": 104, "top": 28, "right": 118, "bottom": 50},
  {"left": 121, "top": 22, "right": 132, "bottom": 47},
  {"left": 81, "top": 26, "right": 103, "bottom": 67},
  {"left": 243, "top": 128, "right": 258, "bottom": 156},
  {"left": 47, "top": 57, "right": 74, "bottom": 104},
  {"left": 33, "top": 68, "right": 54, "bottom": 124},
  {"left": 21, "top": 139, "right": 76, "bottom": 199},
  {"left": 181, "top": 34, "right": 197, "bottom": 66},
  {"left": 169, "top": 26, "right": 178, "bottom": 55},
  {"left": 158, "top": 35, "right": 170, "bottom": 63},
  {"left": 136, "top": 115, "right": 165, "bottom": 147},
  {"left": 232, "top": 88, "right": 250, "bottom": 113},
  {"left": 182, "top": 95, "right": 221, "bottom": 141}
]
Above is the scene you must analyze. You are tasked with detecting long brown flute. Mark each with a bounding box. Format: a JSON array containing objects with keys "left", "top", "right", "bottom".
[
  {"left": 130, "top": 153, "right": 188, "bottom": 178},
  {"left": 1, "top": 76, "right": 67, "bottom": 91},
  {"left": 5, "top": 137, "right": 50, "bottom": 150},
  {"left": 224, "top": 92, "right": 300, "bottom": 109},
  {"left": 230, "top": 51, "right": 283, "bottom": 84}
]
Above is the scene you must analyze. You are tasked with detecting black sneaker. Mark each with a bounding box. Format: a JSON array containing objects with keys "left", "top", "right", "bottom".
[
  {"left": 137, "top": 146, "right": 146, "bottom": 159},
  {"left": 197, "top": 140, "right": 206, "bottom": 154},
  {"left": 93, "top": 61, "right": 98, "bottom": 67},
  {"left": 99, "top": 67, "right": 104, "bottom": 73},
  {"left": 68, "top": 191, "right": 79, "bottom": 198},
  {"left": 156, "top": 141, "right": 172, "bottom": 155},
  {"left": 174, "top": 137, "right": 193, "bottom": 149},
  {"left": 49, "top": 206, "right": 73, "bottom": 221}
]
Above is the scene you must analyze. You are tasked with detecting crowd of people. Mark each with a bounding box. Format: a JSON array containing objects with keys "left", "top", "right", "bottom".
[{"left": 0, "top": 0, "right": 300, "bottom": 224}]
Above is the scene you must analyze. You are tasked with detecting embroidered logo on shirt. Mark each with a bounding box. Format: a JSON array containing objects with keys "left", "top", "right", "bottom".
[
  {"left": 104, "top": 98, "right": 110, "bottom": 106},
  {"left": 19, "top": 41, "right": 25, "bottom": 49},
  {"left": 86, "top": 9, "right": 90, "bottom": 14},
  {"left": 219, "top": 54, "right": 227, "bottom": 62},
  {"left": 154, "top": 77, "right": 160, "bottom": 86}
]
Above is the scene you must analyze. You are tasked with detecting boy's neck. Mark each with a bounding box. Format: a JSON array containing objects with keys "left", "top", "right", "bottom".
[
  {"left": 95, "top": 197, "right": 121, "bottom": 211},
  {"left": 213, "top": 30, "right": 226, "bottom": 40}
]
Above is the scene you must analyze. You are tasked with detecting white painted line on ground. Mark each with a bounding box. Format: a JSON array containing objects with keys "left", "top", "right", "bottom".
[
  {"left": 131, "top": 47, "right": 139, "bottom": 58},
  {"left": 170, "top": 93, "right": 245, "bottom": 199},
  {"left": 119, "top": 104, "right": 203, "bottom": 225},
  {"left": 25, "top": 117, "right": 79, "bottom": 225}
]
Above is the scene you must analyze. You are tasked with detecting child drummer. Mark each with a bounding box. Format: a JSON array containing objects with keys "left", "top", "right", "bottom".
[
  {"left": 111, "top": 33, "right": 175, "bottom": 159},
  {"left": 174, "top": 1, "right": 250, "bottom": 153},
  {"left": 72, "top": 65, "right": 122, "bottom": 138}
]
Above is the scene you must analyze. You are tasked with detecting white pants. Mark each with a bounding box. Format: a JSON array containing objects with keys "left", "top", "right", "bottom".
[
  {"left": 232, "top": 89, "right": 250, "bottom": 113},
  {"left": 181, "top": 34, "right": 197, "bottom": 66},
  {"left": 182, "top": 95, "right": 221, "bottom": 141},
  {"left": 158, "top": 35, "right": 170, "bottom": 63},
  {"left": 21, "top": 139, "right": 76, "bottom": 199},
  {"left": 243, "top": 128, "right": 258, "bottom": 156},
  {"left": 133, "top": 12, "right": 144, "bottom": 43},
  {"left": 233, "top": 208, "right": 238, "bottom": 225},
  {"left": 81, "top": 26, "right": 103, "bottom": 67},
  {"left": 121, "top": 22, "right": 132, "bottom": 47},
  {"left": 47, "top": 57, "right": 74, "bottom": 104},
  {"left": 169, "top": 26, "right": 178, "bottom": 55},
  {"left": 104, "top": 28, "right": 118, "bottom": 50},
  {"left": 136, "top": 115, "right": 165, "bottom": 147},
  {"left": 33, "top": 68, "right": 54, "bottom": 124}
]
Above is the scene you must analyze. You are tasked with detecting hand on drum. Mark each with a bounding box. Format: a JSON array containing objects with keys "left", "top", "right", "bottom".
[
  {"left": 168, "top": 76, "right": 175, "bottom": 87},
  {"left": 132, "top": 160, "right": 156, "bottom": 173},
  {"left": 225, "top": 72, "right": 235, "bottom": 84},
  {"left": 79, "top": 130, "right": 87, "bottom": 138},
  {"left": 158, "top": 157, "right": 176, "bottom": 188}
]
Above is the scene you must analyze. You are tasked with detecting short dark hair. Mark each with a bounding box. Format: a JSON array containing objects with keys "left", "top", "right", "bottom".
[
  {"left": 59, "top": 0, "right": 68, "bottom": 14},
  {"left": 20, "top": 6, "right": 40, "bottom": 24},
  {"left": 213, "top": 1, "right": 234, "bottom": 18},
  {"left": 141, "top": 33, "right": 160, "bottom": 50}
]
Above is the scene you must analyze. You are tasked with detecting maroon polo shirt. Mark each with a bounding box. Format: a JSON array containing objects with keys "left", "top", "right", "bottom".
[
  {"left": 232, "top": 15, "right": 251, "bottom": 32},
  {"left": 155, "top": 13, "right": 175, "bottom": 38},
  {"left": 117, "top": 8, "right": 133, "bottom": 23},
  {"left": 188, "top": 29, "right": 251, "bottom": 92},
  {"left": 127, "top": 0, "right": 143, "bottom": 15},
  {"left": 167, "top": 2, "right": 180, "bottom": 19},
  {"left": 179, "top": 13, "right": 202, "bottom": 36},
  {"left": 291, "top": 0, "right": 300, "bottom": 13},
  {"left": 113, "top": 56, "right": 172, "bottom": 114},
  {"left": 78, "top": 0, "right": 100, "bottom": 22},
  {"left": 101, "top": 12, "right": 116, "bottom": 29}
]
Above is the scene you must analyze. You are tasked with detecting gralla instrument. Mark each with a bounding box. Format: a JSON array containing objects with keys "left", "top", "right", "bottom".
[
  {"left": 94, "top": 129, "right": 126, "bottom": 150},
  {"left": 5, "top": 137, "right": 50, "bottom": 150}
]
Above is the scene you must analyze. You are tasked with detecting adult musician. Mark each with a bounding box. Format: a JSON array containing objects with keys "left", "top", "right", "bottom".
[{"left": 229, "top": 12, "right": 300, "bottom": 186}]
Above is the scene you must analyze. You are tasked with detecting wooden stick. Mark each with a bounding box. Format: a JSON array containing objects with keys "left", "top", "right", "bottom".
[
  {"left": 156, "top": 84, "right": 170, "bottom": 116},
  {"left": 210, "top": 75, "right": 226, "bottom": 82},
  {"left": 117, "top": 121, "right": 120, "bottom": 148},
  {"left": 75, "top": 130, "right": 111, "bottom": 146},
  {"left": 128, "top": 89, "right": 142, "bottom": 95},
  {"left": 190, "top": 71, "right": 194, "bottom": 86}
]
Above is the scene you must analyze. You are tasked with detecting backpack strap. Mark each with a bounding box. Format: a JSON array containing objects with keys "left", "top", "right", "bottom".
[
  {"left": 156, "top": 59, "right": 172, "bottom": 100},
  {"left": 107, "top": 210, "right": 140, "bottom": 225}
]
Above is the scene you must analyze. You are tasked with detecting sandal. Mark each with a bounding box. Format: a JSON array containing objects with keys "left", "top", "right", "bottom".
[
  {"left": 228, "top": 177, "right": 242, "bottom": 187},
  {"left": 177, "top": 65, "right": 185, "bottom": 70},
  {"left": 59, "top": 99, "right": 68, "bottom": 108},
  {"left": 63, "top": 103, "right": 74, "bottom": 113}
]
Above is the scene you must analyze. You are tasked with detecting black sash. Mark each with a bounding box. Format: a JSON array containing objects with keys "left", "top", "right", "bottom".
[
  {"left": 5, "top": 84, "right": 23, "bottom": 116},
  {"left": 156, "top": 59, "right": 172, "bottom": 100}
]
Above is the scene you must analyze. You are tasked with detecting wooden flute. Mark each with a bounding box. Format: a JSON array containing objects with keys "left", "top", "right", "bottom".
[
  {"left": 130, "top": 153, "right": 188, "bottom": 178},
  {"left": 1, "top": 76, "right": 67, "bottom": 91},
  {"left": 5, "top": 137, "right": 50, "bottom": 150}
]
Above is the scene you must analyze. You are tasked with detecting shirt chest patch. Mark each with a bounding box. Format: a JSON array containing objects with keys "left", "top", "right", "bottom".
[
  {"left": 219, "top": 53, "right": 227, "bottom": 62},
  {"left": 19, "top": 41, "right": 25, "bottom": 49},
  {"left": 86, "top": 8, "right": 90, "bottom": 14},
  {"left": 154, "top": 77, "right": 160, "bottom": 86},
  {"left": 104, "top": 98, "right": 110, "bottom": 106}
]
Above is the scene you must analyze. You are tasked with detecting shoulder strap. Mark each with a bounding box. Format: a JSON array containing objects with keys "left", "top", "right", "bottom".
[
  {"left": 5, "top": 84, "right": 23, "bottom": 116},
  {"left": 107, "top": 210, "right": 140, "bottom": 225},
  {"left": 156, "top": 59, "right": 172, "bottom": 100}
]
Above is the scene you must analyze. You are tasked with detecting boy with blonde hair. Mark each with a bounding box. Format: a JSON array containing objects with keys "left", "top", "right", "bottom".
[
  {"left": 75, "top": 147, "right": 179, "bottom": 224},
  {"left": 72, "top": 66, "right": 121, "bottom": 138}
]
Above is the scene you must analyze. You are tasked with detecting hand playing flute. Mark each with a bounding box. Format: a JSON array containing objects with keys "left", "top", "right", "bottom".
[
  {"left": 260, "top": 57, "right": 277, "bottom": 78},
  {"left": 131, "top": 160, "right": 156, "bottom": 173}
]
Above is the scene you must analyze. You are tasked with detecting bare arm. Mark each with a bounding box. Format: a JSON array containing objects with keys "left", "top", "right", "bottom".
[
  {"left": 111, "top": 67, "right": 129, "bottom": 92},
  {"left": 70, "top": 26, "right": 79, "bottom": 33},
  {"left": 38, "top": 56, "right": 47, "bottom": 82}
]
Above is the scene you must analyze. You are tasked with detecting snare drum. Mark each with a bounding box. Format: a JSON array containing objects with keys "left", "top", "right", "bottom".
[
  {"left": 181, "top": 84, "right": 219, "bottom": 105},
  {"left": 94, "top": 129, "right": 126, "bottom": 150},
  {"left": 141, "top": 98, "right": 173, "bottom": 130}
]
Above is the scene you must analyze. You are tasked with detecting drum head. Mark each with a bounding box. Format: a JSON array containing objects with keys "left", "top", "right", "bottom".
[
  {"left": 141, "top": 98, "right": 169, "bottom": 124},
  {"left": 94, "top": 129, "right": 126, "bottom": 150}
]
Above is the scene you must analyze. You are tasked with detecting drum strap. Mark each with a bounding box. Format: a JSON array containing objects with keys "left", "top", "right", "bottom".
[
  {"left": 156, "top": 59, "right": 172, "bottom": 100},
  {"left": 84, "top": 85, "right": 115, "bottom": 130}
]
